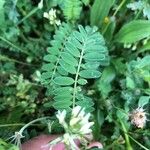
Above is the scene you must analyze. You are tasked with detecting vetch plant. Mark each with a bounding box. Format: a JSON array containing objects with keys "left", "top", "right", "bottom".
[
  {"left": 48, "top": 106, "right": 95, "bottom": 150},
  {"left": 41, "top": 23, "right": 109, "bottom": 111}
]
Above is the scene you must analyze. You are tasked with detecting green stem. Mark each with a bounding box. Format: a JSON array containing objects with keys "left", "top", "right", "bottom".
[
  {"left": 128, "top": 134, "right": 149, "bottom": 150},
  {"left": 0, "top": 54, "right": 38, "bottom": 66},
  {"left": 134, "top": 9, "right": 142, "bottom": 20},
  {"left": 102, "top": 0, "right": 126, "bottom": 35},
  {"left": 19, "top": 117, "right": 49, "bottom": 134},
  {"left": 17, "top": 7, "right": 39, "bottom": 25},
  {"left": 0, "top": 36, "right": 29, "bottom": 55},
  {"left": 0, "top": 123, "right": 41, "bottom": 127},
  {"left": 72, "top": 43, "right": 85, "bottom": 108},
  {"left": 119, "top": 119, "right": 133, "bottom": 150}
]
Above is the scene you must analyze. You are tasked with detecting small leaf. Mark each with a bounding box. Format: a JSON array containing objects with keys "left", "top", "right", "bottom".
[
  {"left": 57, "top": 66, "right": 68, "bottom": 76},
  {"left": 126, "top": 77, "right": 135, "bottom": 89},
  {"left": 61, "top": 52, "right": 78, "bottom": 66},
  {"left": 59, "top": 59, "right": 76, "bottom": 74},
  {"left": 54, "top": 93, "right": 72, "bottom": 101},
  {"left": 41, "top": 72, "right": 52, "bottom": 80},
  {"left": 43, "top": 54, "right": 57, "bottom": 62},
  {"left": 83, "top": 62, "right": 100, "bottom": 69},
  {"left": 53, "top": 100, "right": 72, "bottom": 109},
  {"left": 79, "top": 69, "right": 101, "bottom": 79},
  {"left": 84, "top": 52, "right": 105, "bottom": 61},
  {"left": 73, "top": 31, "right": 84, "bottom": 42},
  {"left": 42, "top": 63, "right": 55, "bottom": 71},
  {"left": 66, "top": 42, "right": 80, "bottom": 57},
  {"left": 138, "top": 96, "right": 150, "bottom": 107},
  {"left": 77, "top": 78, "right": 87, "bottom": 85},
  {"left": 53, "top": 87, "right": 73, "bottom": 95},
  {"left": 54, "top": 77, "right": 74, "bottom": 85},
  {"left": 47, "top": 47, "right": 59, "bottom": 55}
]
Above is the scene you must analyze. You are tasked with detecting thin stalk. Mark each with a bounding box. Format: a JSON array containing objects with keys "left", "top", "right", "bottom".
[
  {"left": 0, "top": 123, "right": 41, "bottom": 127},
  {"left": 0, "top": 54, "right": 38, "bottom": 67},
  {"left": 119, "top": 119, "right": 133, "bottom": 150},
  {"left": 134, "top": 9, "right": 142, "bottom": 20},
  {"left": 19, "top": 117, "right": 49, "bottom": 134},
  {"left": 102, "top": 0, "right": 126, "bottom": 35},
  {"left": 72, "top": 43, "right": 85, "bottom": 108},
  {"left": 128, "top": 134, "right": 149, "bottom": 150},
  {"left": 17, "top": 7, "right": 39, "bottom": 25},
  {"left": 0, "top": 36, "right": 29, "bottom": 55}
]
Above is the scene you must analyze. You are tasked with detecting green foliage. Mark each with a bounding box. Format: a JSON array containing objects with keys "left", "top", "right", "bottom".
[
  {"left": 127, "top": 0, "right": 150, "bottom": 20},
  {"left": 62, "top": 0, "right": 82, "bottom": 21},
  {"left": 90, "top": 0, "right": 115, "bottom": 27},
  {"left": 0, "top": 139, "right": 19, "bottom": 150},
  {"left": 1, "top": 0, "right": 150, "bottom": 149},
  {"left": 115, "top": 20, "right": 150, "bottom": 44},
  {"left": 0, "top": 0, "right": 5, "bottom": 30},
  {"left": 42, "top": 24, "right": 109, "bottom": 111}
]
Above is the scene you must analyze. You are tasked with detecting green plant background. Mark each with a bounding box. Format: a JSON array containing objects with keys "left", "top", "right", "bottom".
[{"left": 0, "top": 0, "right": 150, "bottom": 149}]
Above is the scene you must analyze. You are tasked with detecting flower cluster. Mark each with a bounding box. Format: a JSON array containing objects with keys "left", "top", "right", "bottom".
[
  {"left": 129, "top": 107, "right": 147, "bottom": 128},
  {"left": 43, "top": 9, "right": 61, "bottom": 26},
  {"left": 50, "top": 106, "right": 94, "bottom": 149}
]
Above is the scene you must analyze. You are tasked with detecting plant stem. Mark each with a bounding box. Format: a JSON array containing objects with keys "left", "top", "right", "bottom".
[
  {"left": 134, "top": 9, "right": 142, "bottom": 20},
  {"left": 17, "top": 7, "right": 39, "bottom": 25},
  {"left": 0, "top": 123, "right": 41, "bottom": 127},
  {"left": 0, "top": 54, "right": 38, "bottom": 67},
  {"left": 128, "top": 134, "right": 149, "bottom": 150},
  {"left": 19, "top": 117, "right": 49, "bottom": 134},
  {"left": 102, "top": 0, "right": 126, "bottom": 35},
  {"left": 120, "top": 119, "right": 133, "bottom": 150},
  {"left": 72, "top": 43, "right": 85, "bottom": 108},
  {"left": 0, "top": 36, "right": 29, "bottom": 55}
]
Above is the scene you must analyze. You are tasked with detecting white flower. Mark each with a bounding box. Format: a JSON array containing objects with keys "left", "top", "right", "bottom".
[
  {"left": 80, "top": 122, "right": 94, "bottom": 134},
  {"left": 70, "top": 117, "right": 80, "bottom": 126},
  {"left": 72, "top": 106, "right": 82, "bottom": 117},
  {"left": 43, "top": 9, "right": 61, "bottom": 26},
  {"left": 80, "top": 113, "right": 91, "bottom": 125},
  {"left": 55, "top": 20, "right": 61, "bottom": 26},
  {"left": 38, "top": 0, "right": 43, "bottom": 9},
  {"left": 63, "top": 133, "right": 79, "bottom": 150},
  {"left": 56, "top": 110, "right": 67, "bottom": 124},
  {"left": 53, "top": 106, "right": 94, "bottom": 149},
  {"left": 129, "top": 107, "right": 147, "bottom": 128}
]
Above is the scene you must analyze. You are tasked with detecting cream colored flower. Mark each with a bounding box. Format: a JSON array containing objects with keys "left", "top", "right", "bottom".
[
  {"left": 56, "top": 110, "right": 67, "bottom": 124},
  {"left": 50, "top": 106, "right": 94, "bottom": 149},
  {"left": 43, "top": 9, "right": 61, "bottom": 26},
  {"left": 129, "top": 107, "right": 147, "bottom": 128}
]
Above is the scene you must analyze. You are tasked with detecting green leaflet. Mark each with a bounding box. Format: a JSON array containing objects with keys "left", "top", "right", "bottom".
[
  {"left": 90, "top": 0, "right": 115, "bottom": 27},
  {"left": 97, "top": 66, "right": 116, "bottom": 98},
  {"left": 59, "top": 59, "right": 76, "bottom": 74},
  {"left": 61, "top": 52, "right": 78, "bottom": 66},
  {"left": 53, "top": 100, "right": 72, "bottom": 110},
  {"left": 138, "top": 96, "right": 150, "bottom": 107},
  {"left": 66, "top": 42, "right": 80, "bottom": 57},
  {"left": 79, "top": 70, "right": 101, "bottom": 79},
  {"left": 84, "top": 52, "right": 105, "bottom": 61},
  {"left": 54, "top": 77, "right": 74, "bottom": 85},
  {"left": 77, "top": 78, "right": 87, "bottom": 85},
  {"left": 115, "top": 20, "right": 150, "bottom": 44},
  {"left": 53, "top": 87, "right": 73, "bottom": 95}
]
